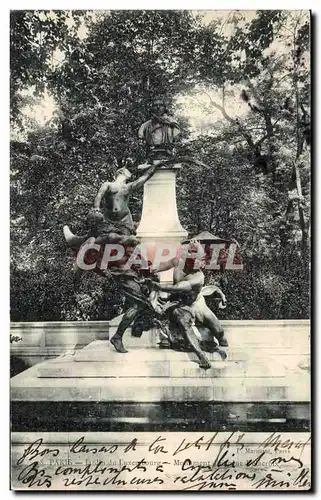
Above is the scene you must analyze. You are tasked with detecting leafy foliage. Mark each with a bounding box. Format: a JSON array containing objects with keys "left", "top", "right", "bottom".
[{"left": 10, "top": 10, "right": 310, "bottom": 321}]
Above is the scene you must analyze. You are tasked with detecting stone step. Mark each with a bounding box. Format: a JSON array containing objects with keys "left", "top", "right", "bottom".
[
  {"left": 73, "top": 341, "right": 309, "bottom": 363},
  {"left": 11, "top": 402, "right": 310, "bottom": 433},
  {"left": 109, "top": 326, "right": 309, "bottom": 349},
  {"left": 12, "top": 369, "right": 310, "bottom": 402},
  {"left": 36, "top": 357, "right": 290, "bottom": 379}
]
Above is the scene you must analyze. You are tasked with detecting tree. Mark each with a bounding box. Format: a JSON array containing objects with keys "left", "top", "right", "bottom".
[
  {"left": 10, "top": 10, "right": 85, "bottom": 127},
  {"left": 10, "top": 10, "right": 310, "bottom": 321}
]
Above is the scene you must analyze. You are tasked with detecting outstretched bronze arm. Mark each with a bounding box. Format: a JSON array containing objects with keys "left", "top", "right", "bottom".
[
  {"left": 154, "top": 281, "right": 192, "bottom": 294},
  {"left": 154, "top": 156, "right": 210, "bottom": 169},
  {"left": 128, "top": 164, "right": 159, "bottom": 192},
  {"left": 154, "top": 273, "right": 202, "bottom": 294},
  {"left": 151, "top": 113, "right": 180, "bottom": 128}
]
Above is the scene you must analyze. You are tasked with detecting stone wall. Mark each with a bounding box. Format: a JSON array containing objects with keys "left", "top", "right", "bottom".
[{"left": 10, "top": 319, "right": 310, "bottom": 369}]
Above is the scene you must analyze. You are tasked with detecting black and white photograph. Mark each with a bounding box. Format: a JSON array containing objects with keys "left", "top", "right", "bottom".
[{"left": 10, "top": 9, "right": 311, "bottom": 490}]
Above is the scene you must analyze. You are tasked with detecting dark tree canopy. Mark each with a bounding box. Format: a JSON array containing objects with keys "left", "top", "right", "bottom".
[{"left": 10, "top": 10, "right": 310, "bottom": 321}]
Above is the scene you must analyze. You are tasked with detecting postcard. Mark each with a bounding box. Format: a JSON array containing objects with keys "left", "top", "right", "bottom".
[{"left": 10, "top": 9, "right": 311, "bottom": 490}]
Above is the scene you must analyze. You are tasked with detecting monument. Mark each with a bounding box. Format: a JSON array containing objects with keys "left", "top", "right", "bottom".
[
  {"left": 11, "top": 99, "right": 310, "bottom": 432},
  {"left": 61, "top": 98, "right": 228, "bottom": 364},
  {"left": 136, "top": 97, "right": 186, "bottom": 282}
]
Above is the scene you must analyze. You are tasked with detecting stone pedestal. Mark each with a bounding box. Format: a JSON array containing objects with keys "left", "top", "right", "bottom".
[
  {"left": 136, "top": 164, "right": 187, "bottom": 283},
  {"left": 11, "top": 321, "right": 310, "bottom": 433}
]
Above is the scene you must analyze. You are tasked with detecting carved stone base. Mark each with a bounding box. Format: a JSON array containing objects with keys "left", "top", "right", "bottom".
[{"left": 10, "top": 321, "right": 310, "bottom": 432}]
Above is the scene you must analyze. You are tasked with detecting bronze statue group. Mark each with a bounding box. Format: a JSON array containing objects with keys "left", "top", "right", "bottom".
[{"left": 63, "top": 99, "right": 229, "bottom": 370}]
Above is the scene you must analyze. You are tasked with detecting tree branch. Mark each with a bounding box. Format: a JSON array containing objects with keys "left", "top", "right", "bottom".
[{"left": 204, "top": 91, "right": 258, "bottom": 150}]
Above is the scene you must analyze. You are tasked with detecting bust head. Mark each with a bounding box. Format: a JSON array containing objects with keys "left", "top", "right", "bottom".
[
  {"left": 124, "top": 157, "right": 135, "bottom": 170},
  {"left": 151, "top": 98, "right": 167, "bottom": 117}
]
